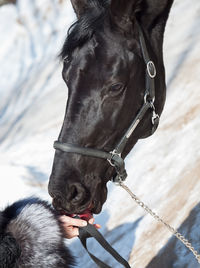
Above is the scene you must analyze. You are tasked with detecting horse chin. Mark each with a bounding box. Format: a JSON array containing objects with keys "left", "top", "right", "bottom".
[
  {"left": 94, "top": 183, "right": 108, "bottom": 214},
  {"left": 91, "top": 199, "right": 104, "bottom": 214}
]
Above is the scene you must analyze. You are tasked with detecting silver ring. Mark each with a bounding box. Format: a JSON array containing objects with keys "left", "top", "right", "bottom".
[{"left": 147, "top": 61, "right": 156, "bottom": 78}]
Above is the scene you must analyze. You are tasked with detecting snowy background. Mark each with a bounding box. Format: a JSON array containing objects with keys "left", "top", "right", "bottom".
[{"left": 0, "top": 0, "right": 200, "bottom": 267}]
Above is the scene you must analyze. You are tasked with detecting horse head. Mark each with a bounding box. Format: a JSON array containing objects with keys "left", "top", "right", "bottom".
[{"left": 48, "top": 0, "right": 173, "bottom": 214}]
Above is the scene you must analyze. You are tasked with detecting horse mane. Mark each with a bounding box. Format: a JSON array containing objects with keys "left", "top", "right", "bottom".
[{"left": 60, "top": 0, "right": 109, "bottom": 60}]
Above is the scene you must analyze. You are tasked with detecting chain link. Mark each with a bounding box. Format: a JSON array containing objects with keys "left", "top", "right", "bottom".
[{"left": 119, "top": 182, "right": 200, "bottom": 264}]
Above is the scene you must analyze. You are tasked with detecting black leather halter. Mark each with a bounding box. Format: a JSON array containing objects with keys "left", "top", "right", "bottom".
[{"left": 54, "top": 22, "right": 159, "bottom": 183}]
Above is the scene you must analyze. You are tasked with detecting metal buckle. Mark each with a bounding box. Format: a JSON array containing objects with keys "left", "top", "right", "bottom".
[
  {"left": 107, "top": 150, "right": 121, "bottom": 167},
  {"left": 143, "top": 93, "right": 159, "bottom": 125},
  {"left": 145, "top": 99, "right": 159, "bottom": 125},
  {"left": 108, "top": 150, "right": 126, "bottom": 185},
  {"left": 152, "top": 110, "right": 159, "bottom": 125},
  {"left": 144, "top": 93, "right": 155, "bottom": 105},
  {"left": 147, "top": 61, "right": 156, "bottom": 78}
]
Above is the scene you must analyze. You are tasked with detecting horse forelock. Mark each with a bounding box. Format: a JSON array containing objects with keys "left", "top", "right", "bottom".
[{"left": 60, "top": 0, "right": 110, "bottom": 60}]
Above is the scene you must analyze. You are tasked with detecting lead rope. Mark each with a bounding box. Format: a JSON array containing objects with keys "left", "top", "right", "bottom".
[{"left": 119, "top": 182, "right": 200, "bottom": 264}]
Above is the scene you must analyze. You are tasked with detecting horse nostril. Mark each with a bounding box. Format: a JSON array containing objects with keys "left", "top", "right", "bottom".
[
  {"left": 67, "top": 183, "right": 86, "bottom": 203},
  {"left": 71, "top": 186, "right": 78, "bottom": 200}
]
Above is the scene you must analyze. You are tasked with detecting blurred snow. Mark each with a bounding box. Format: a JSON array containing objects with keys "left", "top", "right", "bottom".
[
  {"left": 0, "top": 0, "right": 200, "bottom": 267},
  {"left": 0, "top": 0, "right": 75, "bottom": 205}
]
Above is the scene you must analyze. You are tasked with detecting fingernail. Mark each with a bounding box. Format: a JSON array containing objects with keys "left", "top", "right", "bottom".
[{"left": 82, "top": 221, "right": 87, "bottom": 226}]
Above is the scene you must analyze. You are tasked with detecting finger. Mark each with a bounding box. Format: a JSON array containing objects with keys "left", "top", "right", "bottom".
[
  {"left": 63, "top": 227, "right": 79, "bottom": 239},
  {"left": 88, "top": 218, "right": 95, "bottom": 224},
  {"left": 59, "top": 215, "right": 87, "bottom": 227},
  {"left": 94, "top": 224, "right": 101, "bottom": 229}
]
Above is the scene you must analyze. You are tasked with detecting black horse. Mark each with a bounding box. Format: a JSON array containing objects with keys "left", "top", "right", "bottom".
[{"left": 48, "top": 0, "right": 174, "bottom": 215}]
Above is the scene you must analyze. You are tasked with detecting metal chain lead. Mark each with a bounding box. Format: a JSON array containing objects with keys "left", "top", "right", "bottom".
[{"left": 119, "top": 182, "right": 200, "bottom": 264}]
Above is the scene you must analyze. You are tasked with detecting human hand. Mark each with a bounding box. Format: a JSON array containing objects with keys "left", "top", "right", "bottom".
[{"left": 59, "top": 215, "right": 101, "bottom": 239}]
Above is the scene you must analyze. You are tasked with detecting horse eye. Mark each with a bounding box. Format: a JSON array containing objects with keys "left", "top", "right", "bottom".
[
  {"left": 64, "top": 56, "right": 70, "bottom": 63},
  {"left": 110, "top": 83, "right": 125, "bottom": 92}
]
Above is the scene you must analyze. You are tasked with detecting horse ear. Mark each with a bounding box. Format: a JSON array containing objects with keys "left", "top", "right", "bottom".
[
  {"left": 110, "top": 0, "right": 141, "bottom": 26},
  {"left": 70, "top": 0, "right": 88, "bottom": 18}
]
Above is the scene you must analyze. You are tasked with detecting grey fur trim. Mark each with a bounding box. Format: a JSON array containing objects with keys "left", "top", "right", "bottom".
[{"left": 6, "top": 203, "right": 73, "bottom": 268}]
